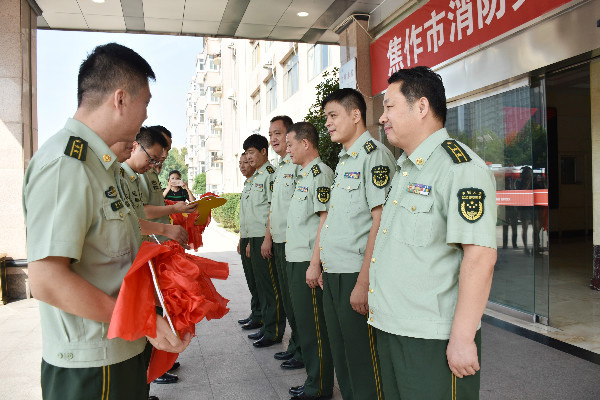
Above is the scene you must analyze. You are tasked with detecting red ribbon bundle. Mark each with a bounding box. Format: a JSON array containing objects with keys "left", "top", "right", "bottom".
[
  {"left": 108, "top": 240, "right": 229, "bottom": 382},
  {"left": 165, "top": 192, "right": 216, "bottom": 250}
]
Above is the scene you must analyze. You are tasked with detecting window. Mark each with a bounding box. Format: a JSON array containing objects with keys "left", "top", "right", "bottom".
[
  {"left": 208, "top": 55, "right": 220, "bottom": 71},
  {"left": 197, "top": 58, "right": 205, "bottom": 71},
  {"left": 209, "top": 87, "right": 221, "bottom": 103},
  {"left": 210, "top": 152, "right": 222, "bottom": 168},
  {"left": 252, "top": 94, "right": 261, "bottom": 121},
  {"left": 198, "top": 110, "right": 205, "bottom": 123},
  {"left": 252, "top": 42, "right": 261, "bottom": 69},
  {"left": 266, "top": 74, "right": 277, "bottom": 114},
  {"left": 198, "top": 83, "right": 205, "bottom": 95},
  {"left": 209, "top": 118, "right": 221, "bottom": 136},
  {"left": 284, "top": 54, "right": 299, "bottom": 100},
  {"left": 308, "top": 45, "right": 330, "bottom": 80}
]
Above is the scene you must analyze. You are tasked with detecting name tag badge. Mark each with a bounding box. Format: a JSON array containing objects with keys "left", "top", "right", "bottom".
[{"left": 344, "top": 172, "right": 360, "bottom": 179}]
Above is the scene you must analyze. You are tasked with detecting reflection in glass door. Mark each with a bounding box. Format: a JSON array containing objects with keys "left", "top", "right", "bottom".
[{"left": 446, "top": 83, "right": 550, "bottom": 320}]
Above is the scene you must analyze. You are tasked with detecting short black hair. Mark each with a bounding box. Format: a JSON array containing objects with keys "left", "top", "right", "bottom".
[
  {"left": 149, "top": 125, "right": 172, "bottom": 138},
  {"left": 136, "top": 126, "right": 168, "bottom": 149},
  {"left": 169, "top": 170, "right": 181, "bottom": 178},
  {"left": 388, "top": 66, "right": 447, "bottom": 125},
  {"left": 270, "top": 115, "right": 293, "bottom": 131},
  {"left": 288, "top": 122, "right": 318, "bottom": 149},
  {"left": 243, "top": 134, "right": 269, "bottom": 151},
  {"left": 321, "top": 88, "right": 367, "bottom": 123},
  {"left": 78, "top": 42, "right": 155, "bottom": 108}
]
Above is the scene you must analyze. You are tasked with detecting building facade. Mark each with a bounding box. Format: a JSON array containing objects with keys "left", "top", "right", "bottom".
[{"left": 185, "top": 39, "right": 339, "bottom": 194}]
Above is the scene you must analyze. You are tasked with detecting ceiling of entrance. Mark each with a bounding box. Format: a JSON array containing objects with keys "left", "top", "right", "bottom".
[{"left": 32, "top": 0, "right": 387, "bottom": 44}]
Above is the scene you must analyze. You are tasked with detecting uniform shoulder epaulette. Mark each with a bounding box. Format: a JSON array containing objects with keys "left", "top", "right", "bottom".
[
  {"left": 64, "top": 136, "right": 87, "bottom": 161},
  {"left": 266, "top": 165, "right": 275, "bottom": 174},
  {"left": 441, "top": 139, "right": 471, "bottom": 164},
  {"left": 311, "top": 164, "right": 321, "bottom": 177},
  {"left": 364, "top": 140, "right": 377, "bottom": 154}
]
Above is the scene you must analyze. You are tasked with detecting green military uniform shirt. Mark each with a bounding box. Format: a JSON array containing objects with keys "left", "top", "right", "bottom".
[
  {"left": 286, "top": 157, "right": 334, "bottom": 262},
  {"left": 368, "top": 128, "right": 497, "bottom": 340},
  {"left": 23, "top": 118, "right": 146, "bottom": 368},
  {"left": 319, "top": 131, "right": 396, "bottom": 273},
  {"left": 117, "top": 162, "right": 146, "bottom": 219},
  {"left": 139, "top": 169, "right": 170, "bottom": 225},
  {"left": 270, "top": 154, "right": 302, "bottom": 243},
  {"left": 239, "top": 177, "right": 253, "bottom": 239},
  {"left": 242, "top": 161, "right": 275, "bottom": 238}
]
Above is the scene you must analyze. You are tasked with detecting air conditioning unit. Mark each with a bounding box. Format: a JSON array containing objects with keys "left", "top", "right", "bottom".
[{"left": 262, "top": 60, "right": 273, "bottom": 69}]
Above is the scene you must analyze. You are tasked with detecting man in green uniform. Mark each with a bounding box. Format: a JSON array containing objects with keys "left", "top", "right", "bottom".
[
  {"left": 242, "top": 134, "right": 286, "bottom": 347},
  {"left": 264, "top": 116, "right": 304, "bottom": 368},
  {"left": 319, "top": 88, "right": 395, "bottom": 400},
  {"left": 22, "top": 43, "right": 190, "bottom": 400},
  {"left": 371, "top": 66, "right": 497, "bottom": 399},
  {"left": 237, "top": 152, "right": 262, "bottom": 328},
  {"left": 285, "top": 122, "right": 335, "bottom": 400},
  {"left": 138, "top": 126, "right": 197, "bottom": 243}
]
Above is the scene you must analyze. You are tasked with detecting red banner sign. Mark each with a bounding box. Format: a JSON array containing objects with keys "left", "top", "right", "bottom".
[
  {"left": 496, "top": 189, "right": 548, "bottom": 206},
  {"left": 370, "top": 0, "right": 572, "bottom": 95}
]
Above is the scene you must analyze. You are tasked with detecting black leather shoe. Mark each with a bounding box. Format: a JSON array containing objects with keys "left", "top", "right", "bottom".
[
  {"left": 238, "top": 315, "right": 252, "bottom": 324},
  {"left": 253, "top": 336, "right": 282, "bottom": 348},
  {"left": 247, "top": 331, "right": 264, "bottom": 340},
  {"left": 242, "top": 320, "right": 263, "bottom": 330},
  {"left": 149, "top": 396, "right": 159, "bottom": 400},
  {"left": 168, "top": 362, "right": 180, "bottom": 372},
  {"left": 289, "top": 385, "right": 304, "bottom": 395},
  {"left": 290, "top": 393, "right": 332, "bottom": 400},
  {"left": 274, "top": 350, "right": 294, "bottom": 360},
  {"left": 281, "top": 358, "right": 305, "bottom": 370},
  {"left": 153, "top": 372, "right": 178, "bottom": 384}
]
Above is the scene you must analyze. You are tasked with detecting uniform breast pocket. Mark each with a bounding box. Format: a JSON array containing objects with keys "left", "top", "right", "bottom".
[
  {"left": 102, "top": 201, "right": 133, "bottom": 257},
  {"left": 392, "top": 195, "right": 435, "bottom": 247},
  {"left": 293, "top": 192, "right": 309, "bottom": 220},
  {"left": 343, "top": 179, "right": 366, "bottom": 213}
]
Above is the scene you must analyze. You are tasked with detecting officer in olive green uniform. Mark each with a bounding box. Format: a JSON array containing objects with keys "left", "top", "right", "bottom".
[
  {"left": 243, "top": 134, "right": 286, "bottom": 346},
  {"left": 140, "top": 167, "right": 170, "bottom": 228},
  {"left": 24, "top": 119, "right": 148, "bottom": 400},
  {"left": 238, "top": 154, "right": 262, "bottom": 327},
  {"left": 269, "top": 144, "right": 303, "bottom": 364},
  {"left": 285, "top": 122, "right": 334, "bottom": 400},
  {"left": 119, "top": 161, "right": 148, "bottom": 218},
  {"left": 372, "top": 67, "right": 497, "bottom": 399},
  {"left": 319, "top": 88, "right": 395, "bottom": 399}
]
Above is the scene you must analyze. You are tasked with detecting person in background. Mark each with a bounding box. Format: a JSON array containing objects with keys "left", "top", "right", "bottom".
[
  {"left": 163, "top": 170, "right": 196, "bottom": 202},
  {"left": 237, "top": 152, "right": 262, "bottom": 329}
]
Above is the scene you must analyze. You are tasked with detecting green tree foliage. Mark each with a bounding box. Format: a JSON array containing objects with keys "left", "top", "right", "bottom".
[
  {"left": 211, "top": 193, "right": 240, "bottom": 233},
  {"left": 159, "top": 147, "right": 188, "bottom": 187},
  {"left": 193, "top": 173, "right": 206, "bottom": 195},
  {"left": 304, "top": 68, "right": 342, "bottom": 170}
]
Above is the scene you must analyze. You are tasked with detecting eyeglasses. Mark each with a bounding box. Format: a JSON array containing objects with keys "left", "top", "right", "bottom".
[{"left": 139, "top": 143, "right": 161, "bottom": 165}]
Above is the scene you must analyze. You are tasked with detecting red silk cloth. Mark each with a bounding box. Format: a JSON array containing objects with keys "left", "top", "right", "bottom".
[
  {"left": 165, "top": 192, "right": 215, "bottom": 250},
  {"left": 108, "top": 240, "right": 229, "bottom": 382}
]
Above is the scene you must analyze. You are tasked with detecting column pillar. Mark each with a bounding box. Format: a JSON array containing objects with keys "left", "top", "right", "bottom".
[
  {"left": 0, "top": 0, "right": 37, "bottom": 295},
  {"left": 337, "top": 16, "right": 379, "bottom": 136},
  {"left": 591, "top": 58, "right": 600, "bottom": 290}
]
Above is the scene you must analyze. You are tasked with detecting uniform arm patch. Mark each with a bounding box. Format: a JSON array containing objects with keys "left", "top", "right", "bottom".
[
  {"left": 266, "top": 165, "right": 275, "bottom": 174},
  {"left": 457, "top": 188, "right": 485, "bottom": 223},
  {"left": 371, "top": 165, "right": 391, "bottom": 188},
  {"left": 311, "top": 164, "right": 321, "bottom": 177},
  {"left": 364, "top": 140, "right": 377, "bottom": 154},
  {"left": 442, "top": 140, "right": 471, "bottom": 164},
  {"left": 317, "top": 187, "right": 330, "bottom": 204},
  {"left": 64, "top": 136, "right": 87, "bottom": 161}
]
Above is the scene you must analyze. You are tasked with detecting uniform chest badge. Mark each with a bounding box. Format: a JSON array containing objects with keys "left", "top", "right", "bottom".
[
  {"left": 344, "top": 172, "right": 360, "bottom": 179},
  {"left": 457, "top": 188, "right": 485, "bottom": 223},
  {"left": 105, "top": 186, "right": 117, "bottom": 198},
  {"left": 371, "top": 166, "right": 390, "bottom": 188},
  {"left": 111, "top": 200, "right": 124, "bottom": 211},
  {"left": 298, "top": 186, "right": 308, "bottom": 193},
  {"left": 407, "top": 183, "right": 432, "bottom": 196},
  {"left": 317, "top": 187, "right": 330, "bottom": 204},
  {"left": 283, "top": 174, "right": 294, "bottom": 179},
  {"left": 255, "top": 183, "right": 264, "bottom": 189}
]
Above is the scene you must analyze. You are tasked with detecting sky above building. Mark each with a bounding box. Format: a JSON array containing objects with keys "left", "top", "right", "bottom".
[{"left": 37, "top": 30, "right": 204, "bottom": 148}]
